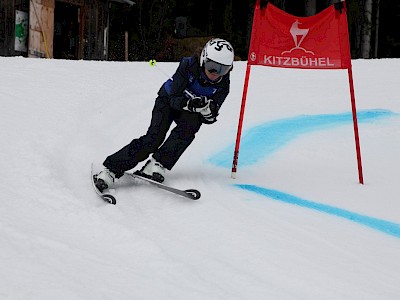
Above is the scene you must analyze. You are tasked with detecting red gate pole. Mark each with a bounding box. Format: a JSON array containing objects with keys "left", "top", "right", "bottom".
[
  {"left": 231, "top": 64, "right": 252, "bottom": 179},
  {"left": 348, "top": 66, "right": 364, "bottom": 184}
]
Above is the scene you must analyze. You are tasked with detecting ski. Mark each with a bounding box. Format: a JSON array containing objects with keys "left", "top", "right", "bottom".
[
  {"left": 91, "top": 165, "right": 201, "bottom": 204},
  {"left": 125, "top": 171, "right": 201, "bottom": 200},
  {"left": 91, "top": 164, "right": 117, "bottom": 205}
]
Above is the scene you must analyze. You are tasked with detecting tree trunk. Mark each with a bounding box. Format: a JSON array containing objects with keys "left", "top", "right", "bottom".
[
  {"left": 361, "top": 0, "right": 373, "bottom": 58},
  {"left": 305, "top": 0, "right": 316, "bottom": 16},
  {"left": 373, "top": 0, "right": 380, "bottom": 58}
]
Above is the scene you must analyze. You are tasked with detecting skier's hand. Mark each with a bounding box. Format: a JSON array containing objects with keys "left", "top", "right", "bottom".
[
  {"left": 186, "top": 96, "right": 210, "bottom": 113},
  {"left": 201, "top": 100, "right": 219, "bottom": 124}
]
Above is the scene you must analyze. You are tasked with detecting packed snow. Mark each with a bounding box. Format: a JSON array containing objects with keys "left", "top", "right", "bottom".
[{"left": 1, "top": 56, "right": 399, "bottom": 299}]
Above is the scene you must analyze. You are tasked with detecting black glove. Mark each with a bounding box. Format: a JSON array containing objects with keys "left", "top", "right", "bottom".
[{"left": 185, "top": 96, "right": 209, "bottom": 112}]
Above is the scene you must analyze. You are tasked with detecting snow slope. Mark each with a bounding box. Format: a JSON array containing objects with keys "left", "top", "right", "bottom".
[{"left": 1, "top": 57, "right": 400, "bottom": 299}]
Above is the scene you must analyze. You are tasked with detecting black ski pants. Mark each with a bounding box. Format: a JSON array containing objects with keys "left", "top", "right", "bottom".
[{"left": 103, "top": 96, "right": 203, "bottom": 178}]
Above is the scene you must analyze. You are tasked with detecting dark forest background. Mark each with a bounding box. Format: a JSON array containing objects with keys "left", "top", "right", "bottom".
[{"left": 107, "top": 0, "right": 400, "bottom": 62}]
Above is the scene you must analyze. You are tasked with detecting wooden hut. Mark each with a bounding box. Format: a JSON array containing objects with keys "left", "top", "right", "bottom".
[{"left": 0, "top": 0, "right": 133, "bottom": 60}]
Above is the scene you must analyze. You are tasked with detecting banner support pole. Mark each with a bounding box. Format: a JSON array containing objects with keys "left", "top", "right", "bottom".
[
  {"left": 231, "top": 64, "right": 252, "bottom": 179},
  {"left": 347, "top": 66, "right": 364, "bottom": 184}
]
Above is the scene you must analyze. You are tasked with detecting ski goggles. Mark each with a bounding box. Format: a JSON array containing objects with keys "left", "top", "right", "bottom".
[{"left": 203, "top": 59, "right": 232, "bottom": 76}]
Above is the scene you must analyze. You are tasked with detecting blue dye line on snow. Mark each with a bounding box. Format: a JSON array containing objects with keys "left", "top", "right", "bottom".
[
  {"left": 206, "top": 109, "right": 399, "bottom": 238},
  {"left": 209, "top": 109, "right": 398, "bottom": 168},
  {"left": 235, "top": 184, "right": 400, "bottom": 239}
]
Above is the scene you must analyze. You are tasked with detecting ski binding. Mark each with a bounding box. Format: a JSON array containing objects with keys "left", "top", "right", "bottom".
[
  {"left": 91, "top": 164, "right": 117, "bottom": 205},
  {"left": 125, "top": 171, "right": 201, "bottom": 200}
]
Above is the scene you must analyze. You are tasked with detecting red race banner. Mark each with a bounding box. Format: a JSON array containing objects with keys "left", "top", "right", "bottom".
[
  {"left": 248, "top": 1, "right": 351, "bottom": 69},
  {"left": 233, "top": 1, "right": 363, "bottom": 183}
]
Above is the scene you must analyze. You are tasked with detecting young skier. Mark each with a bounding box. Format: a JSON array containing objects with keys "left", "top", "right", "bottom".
[{"left": 94, "top": 38, "right": 234, "bottom": 192}]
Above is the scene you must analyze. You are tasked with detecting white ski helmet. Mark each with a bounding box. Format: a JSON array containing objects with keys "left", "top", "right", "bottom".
[{"left": 200, "top": 38, "right": 234, "bottom": 76}]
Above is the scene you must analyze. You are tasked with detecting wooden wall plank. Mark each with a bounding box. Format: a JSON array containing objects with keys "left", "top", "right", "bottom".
[{"left": 28, "top": 0, "right": 54, "bottom": 58}]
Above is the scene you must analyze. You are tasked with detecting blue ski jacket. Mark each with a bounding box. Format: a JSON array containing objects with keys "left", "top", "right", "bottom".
[{"left": 157, "top": 56, "right": 231, "bottom": 113}]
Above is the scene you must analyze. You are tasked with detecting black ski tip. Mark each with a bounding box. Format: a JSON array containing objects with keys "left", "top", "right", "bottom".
[
  {"left": 184, "top": 189, "right": 201, "bottom": 200},
  {"left": 102, "top": 194, "right": 116, "bottom": 205}
]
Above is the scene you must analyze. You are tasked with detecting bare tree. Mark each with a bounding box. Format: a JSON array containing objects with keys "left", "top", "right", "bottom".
[
  {"left": 136, "top": 0, "right": 173, "bottom": 58},
  {"left": 305, "top": 0, "right": 317, "bottom": 16},
  {"left": 361, "top": 0, "right": 373, "bottom": 58},
  {"left": 373, "top": 0, "right": 380, "bottom": 57}
]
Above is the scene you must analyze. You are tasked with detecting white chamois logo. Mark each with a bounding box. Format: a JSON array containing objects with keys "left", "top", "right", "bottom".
[{"left": 282, "top": 19, "right": 315, "bottom": 55}]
